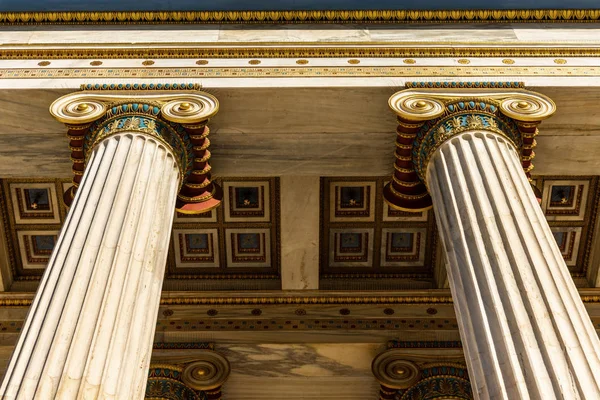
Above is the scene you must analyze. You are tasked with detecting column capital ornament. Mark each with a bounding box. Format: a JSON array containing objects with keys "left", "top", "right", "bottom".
[
  {"left": 50, "top": 87, "right": 222, "bottom": 213},
  {"left": 384, "top": 85, "right": 555, "bottom": 212},
  {"left": 372, "top": 351, "right": 422, "bottom": 389},
  {"left": 372, "top": 348, "right": 472, "bottom": 400},
  {"left": 388, "top": 88, "right": 555, "bottom": 122},
  {"left": 147, "top": 350, "right": 231, "bottom": 400}
]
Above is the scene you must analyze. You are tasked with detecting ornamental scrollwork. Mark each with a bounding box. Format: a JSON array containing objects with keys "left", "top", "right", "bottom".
[
  {"left": 383, "top": 86, "right": 555, "bottom": 212},
  {"left": 145, "top": 367, "right": 207, "bottom": 400},
  {"left": 49, "top": 89, "right": 221, "bottom": 213},
  {"left": 412, "top": 101, "right": 522, "bottom": 183}
]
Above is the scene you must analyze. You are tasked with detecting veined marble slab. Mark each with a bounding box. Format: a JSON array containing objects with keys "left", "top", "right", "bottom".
[
  {"left": 1, "top": 23, "right": 600, "bottom": 45},
  {"left": 0, "top": 87, "right": 599, "bottom": 177}
]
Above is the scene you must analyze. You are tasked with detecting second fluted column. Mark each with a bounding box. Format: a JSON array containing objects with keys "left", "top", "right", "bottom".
[{"left": 385, "top": 85, "right": 600, "bottom": 399}]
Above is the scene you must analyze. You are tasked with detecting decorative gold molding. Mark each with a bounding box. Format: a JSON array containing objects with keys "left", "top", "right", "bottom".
[
  {"left": 181, "top": 352, "right": 231, "bottom": 391},
  {"left": 50, "top": 92, "right": 219, "bottom": 125},
  {"left": 372, "top": 354, "right": 422, "bottom": 389},
  {"left": 50, "top": 91, "right": 223, "bottom": 213},
  {"left": 1, "top": 294, "right": 600, "bottom": 307},
  {"left": 384, "top": 87, "right": 554, "bottom": 209},
  {"left": 2, "top": 66, "right": 600, "bottom": 80},
  {"left": 0, "top": 9, "right": 599, "bottom": 25},
  {"left": 388, "top": 89, "right": 556, "bottom": 122},
  {"left": 2, "top": 46, "right": 600, "bottom": 60},
  {"left": 81, "top": 83, "right": 202, "bottom": 91}
]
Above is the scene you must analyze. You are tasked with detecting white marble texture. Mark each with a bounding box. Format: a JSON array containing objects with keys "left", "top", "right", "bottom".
[
  {"left": 427, "top": 130, "right": 600, "bottom": 399},
  {"left": 281, "top": 176, "right": 320, "bottom": 290},
  {"left": 218, "top": 343, "right": 380, "bottom": 399},
  {"left": 0, "top": 132, "right": 180, "bottom": 399},
  {"left": 2, "top": 24, "right": 600, "bottom": 45}
]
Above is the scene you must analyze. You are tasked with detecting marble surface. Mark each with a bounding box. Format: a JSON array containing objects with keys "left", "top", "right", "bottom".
[
  {"left": 427, "top": 131, "right": 600, "bottom": 399},
  {"left": 2, "top": 23, "right": 600, "bottom": 45},
  {"left": 0, "top": 87, "right": 600, "bottom": 178},
  {"left": 0, "top": 133, "right": 181, "bottom": 399},
  {"left": 223, "top": 376, "right": 379, "bottom": 400},
  {"left": 0, "top": 287, "right": 600, "bottom": 398},
  {"left": 280, "top": 176, "right": 320, "bottom": 290},
  {"left": 220, "top": 343, "right": 378, "bottom": 377},
  {"left": 209, "top": 343, "right": 380, "bottom": 399}
]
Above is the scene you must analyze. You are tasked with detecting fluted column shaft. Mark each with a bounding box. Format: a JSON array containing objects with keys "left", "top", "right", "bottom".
[
  {"left": 0, "top": 132, "right": 180, "bottom": 399},
  {"left": 427, "top": 130, "right": 600, "bottom": 399}
]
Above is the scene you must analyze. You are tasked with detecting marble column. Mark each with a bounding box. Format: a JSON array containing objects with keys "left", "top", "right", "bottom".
[
  {"left": 0, "top": 90, "right": 220, "bottom": 399},
  {"left": 385, "top": 86, "right": 600, "bottom": 399}
]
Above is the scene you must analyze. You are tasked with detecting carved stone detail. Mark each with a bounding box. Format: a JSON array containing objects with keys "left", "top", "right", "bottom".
[
  {"left": 50, "top": 90, "right": 221, "bottom": 213},
  {"left": 384, "top": 86, "right": 555, "bottom": 212},
  {"left": 181, "top": 351, "right": 231, "bottom": 391}
]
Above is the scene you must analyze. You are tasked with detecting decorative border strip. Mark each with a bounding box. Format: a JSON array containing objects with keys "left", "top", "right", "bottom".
[
  {"left": 153, "top": 342, "right": 214, "bottom": 350},
  {"left": 405, "top": 81, "right": 524, "bottom": 89},
  {"left": 0, "top": 10, "right": 599, "bottom": 25},
  {"left": 388, "top": 340, "right": 462, "bottom": 348},
  {"left": 81, "top": 83, "right": 201, "bottom": 91},
  {"left": 159, "top": 296, "right": 454, "bottom": 305},
  {"left": 2, "top": 47, "right": 600, "bottom": 60},
  {"left": 166, "top": 274, "right": 279, "bottom": 280},
  {"left": 154, "top": 318, "right": 460, "bottom": 331},
  {"left": 2, "top": 66, "right": 600, "bottom": 80},
  {"left": 1, "top": 294, "right": 600, "bottom": 307}
]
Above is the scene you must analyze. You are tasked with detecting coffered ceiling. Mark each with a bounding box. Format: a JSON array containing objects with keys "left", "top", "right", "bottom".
[
  {"left": 0, "top": 177, "right": 282, "bottom": 290},
  {"left": 1, "top": 174, "right": 598, "bottom": 291}
]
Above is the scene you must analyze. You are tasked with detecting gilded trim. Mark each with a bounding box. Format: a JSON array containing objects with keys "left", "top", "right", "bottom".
[
  {"left": 2, "top": 47, "right": 600, "bottom": 60},
  {"left": 1, "top": 294, "right": 600, "bottom": 307},
  {"left": 0, "top": 9, "right": 599, "bottom": 25},
  {"left": 81, "top": 83, "right": 202, "bottom": 91},
  {"left": 2, "top": 66, "right": 600, "bottom": 80}
]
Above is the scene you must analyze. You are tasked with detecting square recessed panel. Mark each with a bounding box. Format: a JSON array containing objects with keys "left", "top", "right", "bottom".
[
  {"left": 10, "top": 183, "right": 60, "bottom": 224},
  {"left": 173, "top": 229, "right": 219, "bottom": 268},
  {"left": 329, "top": 181, "right": 376, "bottom": 222},
  {"left": 17, "top": 230, "right": 59, "bottom": 269},
  {"left": 383, "top": 203, "right": 428, "bottom": 222},
  {"left": 174, "top": 209, "right": 217, "bottom": 223},
  {"left": 224, "top": 181, "right": 270, "bottom": 222},
  {"left": 226, "top": 228, "right": 271, "bottom": 267},
  {"left": 380, "top": 228, "right": 427, "bottom": 267},
  {"left": 541, "top": 180, "right": 589, "bottom": 221},
  {"left": 329, "top": 229, "right": 374, "bottom": 267},
  {"left": 382, "top": 181, "right": 428, "bottom": 222},
  {"left": 550, "top": 227, "right": 582, "bottom": 267}
]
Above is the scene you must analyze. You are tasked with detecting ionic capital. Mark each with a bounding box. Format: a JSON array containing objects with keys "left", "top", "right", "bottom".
[
  {"left": 148, "top": 349, "right": 231, "bottom": 399},
  {"left": 372, "top": 347, "right": 470, "bottom": 400},
  {"left": 388, "top": 88, "right": 555, "bottom": 123},
  {"left": 49, "top": 85, "right": 222, "bottom": 213},
  {"left": 383, "top": 84, "right": 555, "bottom": 212}
]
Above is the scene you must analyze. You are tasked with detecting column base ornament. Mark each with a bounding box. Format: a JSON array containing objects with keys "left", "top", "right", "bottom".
[{"left": 50, "top": 84, "right": 222, "bottom": 214}]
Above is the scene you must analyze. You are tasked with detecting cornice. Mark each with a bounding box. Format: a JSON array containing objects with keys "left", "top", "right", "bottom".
[
  {"left": 2, "top": 46, "right": 600, "bottom": 60},
  {"left": 0, "top": 9, "right": 599, "bottom": 25}
]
